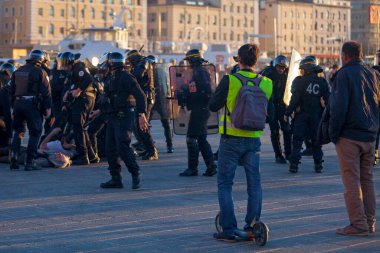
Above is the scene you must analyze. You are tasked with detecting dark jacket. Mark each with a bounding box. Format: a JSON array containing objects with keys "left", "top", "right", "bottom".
[{"left": 328, "top": 58, "right": 380, "bottom": 143}]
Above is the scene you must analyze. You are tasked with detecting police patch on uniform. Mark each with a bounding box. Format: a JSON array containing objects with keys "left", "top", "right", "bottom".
[{"left": 78, "top": 70, "right": 84, "bottom": 77}]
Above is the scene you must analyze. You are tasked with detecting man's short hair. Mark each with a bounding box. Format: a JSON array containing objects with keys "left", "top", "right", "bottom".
[{"left": 341, "top": 41, "right": 363, "bottom": 59}]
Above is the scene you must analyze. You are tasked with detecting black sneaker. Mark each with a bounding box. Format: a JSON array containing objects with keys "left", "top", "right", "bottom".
[
  {"left": 167, "top": 146, "right": 174, "bottom": 153},
  {"left": 89, "top": 155, "right": 100, "bottom": 164},
  {"left": 203, "top": 166, "right": 217, "bottom": 177},
  {"left": 275, "top": 155, "right": 287, "bottom": 164},
  {"left": 132, "top": 173, "right": 142, "bottom": 190},
  {"left": 24, "top": 163, "right": 42, "bottom": 171},
  {"left": 179, "top": 168, "right": 198, "bottom": 176},
  {"left": 213, "top": 232, "right": 236, "bottom": 242},
  {"left": 100, "top": 178, "right": 123, "bottom": 188},
  {"left": 10, "top": 158, "right": 19, "bottom": 170},
  {"left": 289, "top": 163, "right": 298, "bottom": 173},
  {"left": 314, "top": 163, "right": 323, "bottom": 173}
]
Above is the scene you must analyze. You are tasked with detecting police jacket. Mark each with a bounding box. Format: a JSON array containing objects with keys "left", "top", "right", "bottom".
[
  {"left": 0, "top": 73, "right": 9, "bottom": 88},
  {"left": 285, "top": 73, "right": 330, "bottom": 117},
  {"left": 103, "top": 68, "right": 147, "bottom": 115},
  {"left": 0, "top": 85, "right": 12, "bottom": 138},
  {"left": 50, "top": 69, "right": 70, "bottom": 104},
  {"left": 209, "top": 69, "right": 273, "bottom": 138},
  {"left": 329, "top": 58, "right": 380, "bottom": 143},
  {"left": 261, "top": 66, "right": 288, "bottom": 107},
  {"left": 186, "top": 64, "right": 212, "bottom": 111},
  {"left": 10, "top": 61, "right": 52, "bottom": 110}
]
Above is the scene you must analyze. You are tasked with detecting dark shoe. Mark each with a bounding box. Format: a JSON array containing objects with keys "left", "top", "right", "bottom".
[
  {"left": 301, "top": 148, "right": 313, "bottom": 156},
  {"left": 314, "top": 163, "right": 323, "bottom": 173},
  {"left": 289, "top": 163, "right": 298, "bottom": 173},
  {"left": 10, "top": 158, "right": 19, "bottom": 170},
  {"left": 213, "top": 232, "right": 236, "bottom": 242},
  {"left": 142, "top": 149, "right": 158, "bottom": 160},
  {"left": 179, "top": 168, "right": 198, "bottom": 176},
  {"left": 89, "top": 155, "right": 100, "bottom": 164},
  {"left": 213, "top": 151, "right": 218, "bottom": 161},
  {"left": 336, "top": 225, "right": 369, "bottom": 236},
  {"left": 132, "top": 173, "right": 142, "bottom": 190},
  {"left": 167, "top": 146, "right": 174, "bottom": 153},
  {"left": 72, "top": 157, "right": 90, "bottom": 166},
  {"left": 100, "top": 178, "right": 123, "bottom": 188},
  {"left": 275, "top": 155, "right": 287, "bottom": 164},
  {"left": 24, "top": 162, "right": 42, "bottom": 171},
  {"left": 203, "top": 165, "right": 217, "bottom": 177}
]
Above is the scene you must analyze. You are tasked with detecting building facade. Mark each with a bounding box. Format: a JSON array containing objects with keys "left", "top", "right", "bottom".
[
  {"left": 351, "top": 0, "right": 379, "bottom": 57},
  {"left": 0, "top": 0, "right": 147, "bottom": 58},
  {"left": 147, "top": 0, "right": 260, "bottom": 54},
  {"left": 259, "top": 0, "right": 351, "bottom": 63}
]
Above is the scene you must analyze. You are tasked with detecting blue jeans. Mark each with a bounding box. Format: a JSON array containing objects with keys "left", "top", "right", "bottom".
[{"left": 217, "top": 135, "right": 262, "bottom": 235}]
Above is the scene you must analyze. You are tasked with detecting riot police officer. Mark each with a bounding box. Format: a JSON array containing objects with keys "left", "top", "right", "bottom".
[
  {"left": 90, "top": 52, "right": 149, "bottom": 189},
  {"left": 284, "top": 56, "right": 330, "bottom": 173},
  {"left": 126, "top": 50, "right": 158, "bottom": 160},
  {"left": 261, "top": 55, "right": 292, "bottom": 163},
  {"left": 146, "top": 55, "right": 174, "bottom": 153},
  {"left": 59, "top": 52, "right": 98, "bottom": 165},
  {"left": 10, "top": 50, "right": 52, "bottom": 171},
  {"left": 0, "top": 63, "right": 16, "bottom": 148},
  {"left": 373, "top": 50, "right": 380, "bottom": 165},
  {"left": 178, "top": 49, "right": 217, "bottom": 177}
]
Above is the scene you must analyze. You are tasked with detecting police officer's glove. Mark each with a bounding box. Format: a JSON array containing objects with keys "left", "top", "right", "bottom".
[{"left": 89, "top": 109, "right": 101, "bottom": 120}]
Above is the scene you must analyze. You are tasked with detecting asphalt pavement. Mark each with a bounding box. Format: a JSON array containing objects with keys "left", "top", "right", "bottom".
[{"left": 0, "top": 121, "right": 379, "bottom": 253}]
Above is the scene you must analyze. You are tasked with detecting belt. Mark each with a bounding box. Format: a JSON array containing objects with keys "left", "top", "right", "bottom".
[{"left": 16, "top": 96, "right": 34, "bottom": 100}]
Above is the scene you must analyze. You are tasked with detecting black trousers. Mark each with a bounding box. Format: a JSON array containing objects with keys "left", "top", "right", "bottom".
[
  {"left": 88, "top": 114, "right": 107, "bottom": 156},
  {"left": 106, "top": 113, "right": 140, "bottom": 177},
  {"left": 71, "top": 95, "right": 95, "bottom": 160},
  {"left": 268, "top": 105, "right": 292, "bottom": 157},
  {"left": 290, "top": 112, "right": 323, "bottom": 165},
  {"left": 187, "top": 134, "right": 214, "bottom": 170},
  {"left": 134, "top": 104, "right": 155, "bottom": 154},
  {"left": 11, "top": 99, "right": 42, "bottom": 163}
]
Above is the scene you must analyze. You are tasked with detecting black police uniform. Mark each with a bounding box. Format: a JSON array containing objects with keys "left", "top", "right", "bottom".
[
  {"left": 179, "top": 63, "right": 216, "bottom": 176},
  {"left": 131, "top": 57, "right": 158, "bottom": 160},
  {"left": 101, "top": 67, "right": 147, "bottom": 189},
  {"left": 285, "top": 73, "right": 330, "bottom": 173},
  {"left": 261, "top": 67, "right": 292, "bottom": 161},
  {"left": 152, "top": 65, "right": 173, "bottom": 152},
  {"left": 373, "top": 65, "right": 380, "bottom": 164},
  {"left": 0, "top": 73, "right": 9, "bottom": 88},
  {"left": 70, "top": 61, "right": 97, "bottom": 164},
  {"left": 0, "top": 84, "right": 12, "bottom": 148},
  {"left": 10, "top": 61, "right": 52, "bottom": 170},
  {"left": 50, "top": 68, "right": 70, "bottom": 128}
]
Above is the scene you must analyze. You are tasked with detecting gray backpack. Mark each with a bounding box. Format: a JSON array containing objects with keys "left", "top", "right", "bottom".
[{"left": 229, "top": 73, "right": 268, "bottom": 131}]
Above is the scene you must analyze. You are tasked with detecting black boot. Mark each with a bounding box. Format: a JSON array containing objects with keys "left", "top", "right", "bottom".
[
  {"left": 10, "top": 157, "right": 19, "bottom": 170},
  {"left": 132, "top": 173, "right": 142, "bottom": 190},
  {"left": 314, "top": 163, "right": 323, "bottom": 173},
  {"left": 275, "top": 154, "right": 287, "bottom": 164},
  {"left": 100, "top": 176, "right": 123, "bottom": 188},
  {"left": 203, "top": 164, "right": 217, "bottom": 177},
  {"left": 289, "top": 163, "right": 298, "bottom": 173},
  {"left": 167, "top": 145, "right": 174, "bottom": 153},
  {"left": 179, "top": 168, "right": 198, "bottom": 176},
  {"left": 24, "top": 161, "right": 42, "bottom": 171}
]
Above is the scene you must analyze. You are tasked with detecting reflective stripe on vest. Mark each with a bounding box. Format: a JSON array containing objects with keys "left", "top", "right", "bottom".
[{"left": 219, "top": 70, "right": 273, "bottom": 138}]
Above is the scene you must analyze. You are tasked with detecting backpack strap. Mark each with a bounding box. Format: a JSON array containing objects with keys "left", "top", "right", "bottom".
[{"left": 233, "top": 73, "right": 262, "bottom": 87}]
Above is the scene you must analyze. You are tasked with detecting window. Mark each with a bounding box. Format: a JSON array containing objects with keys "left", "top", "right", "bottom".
[
  {"left": 213, "top": 32, "right": 217, "bottom": 40},
  {"left": 19, "top": 7, "right": 23, "bottom": 16},
  {"left": 12, "top": 7, "right": 15, "bottom": 17},
  {"left": 230, "top": 31, "right": 234, "bottom": 41},
  {"left": 81, "top": 9, "right": 85, "bottom": 18},
  {"left": 60, "top": 27, "right": 65, "bottom": 34},
  {"left": 237, "top": 6, "right": 240, "bottom": 13},
  {"left": 138, "top": 13, "right": 142, "bottom": 21},
  {"left": 127, "top": 10, "right": 132, "bottom": 20},
  {"left": 223, "top": 18, "right": 227, "bottom": 26},
  {"left": 49, "top": 24, "right": 55, "bottom": 35},
  {"left": 101, "top": 11, "right": 106, "bottom": 19},
  {"left": 161, "top": 13, "right": 167, "bottom": 22},
  {"left": 196, "top": 15, "right": 200, "bottom": 24},
  {"left": 70, "top": 7, "right": 75, "bottom": 17},
  {"left": 38, "top": 26, "right": 43, "bottom": 35},
  {"left": 161, "top": 28, "right": 167, "bottom": 36},
  {"left": 61, "top": 9, "right": 65, "bottom": 17},
  {"left": 179, "top": 14, "right": 185, "bottom": 23},
  {"left": 38, "top": 8, "right": 43, "bottom": 16},
  {"left": 237, "top": 19, "right": 240, "bottom": 27},
  {"left": 90, "top": 8, "right": 95, "bottom": 18},
  {"left": 212, "top": 16, "right": 217, "bottom": 25},
  {"left": 149, "top": 13, "right": 156, "bottom": 22},
  {"left": 179, "top": 31, "right": 183, "bottom": 39},
  {"left": 187, "top": 14, "right": 191, "bottom": 24},
  {"left": 49, "top": 6, "right": 54, "bottom": 16}
]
